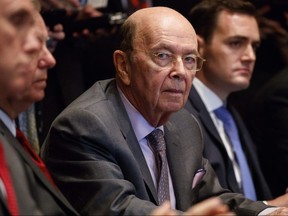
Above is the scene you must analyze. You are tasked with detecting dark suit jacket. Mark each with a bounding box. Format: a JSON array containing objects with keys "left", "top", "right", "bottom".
[
  {"left": 0, "top": 120, "right": 79, "bottom": 215},
  {"left": 247, "top": 66, "right": 288, "bottom": 197},
  {"left": 185, "top": 86, "right": 272, "bottom": 200},
  {"left": 41, "top": 79, "right": 269, "bottom": 215}
]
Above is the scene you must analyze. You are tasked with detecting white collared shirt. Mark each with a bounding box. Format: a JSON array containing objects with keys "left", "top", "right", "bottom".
[{"left": 118, "top": 88, "right": 176, "bottom": 208}]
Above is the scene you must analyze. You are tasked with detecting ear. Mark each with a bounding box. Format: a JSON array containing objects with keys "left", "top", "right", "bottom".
[
  {"left": 113, "top": 50, "right": 131, "bottom": 85},
  {"left": 197, "top": 35, "right": 206, "bottom": 57}
]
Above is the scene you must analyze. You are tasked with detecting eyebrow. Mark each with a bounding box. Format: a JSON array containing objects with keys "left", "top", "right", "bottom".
[
  {"left": 151, "top": 43, "right": 199, "bottom": 55},
  {"left": 227, "top": 35, "right": 260, "bottom": 43},
  {"left": 10, "top": 8, "right": 33, "bottom": 23}
]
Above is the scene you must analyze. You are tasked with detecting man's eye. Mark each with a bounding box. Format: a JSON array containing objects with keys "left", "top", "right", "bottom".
[
  {"left": 11, "top": 15, "right": 23, "bottom": 26},
  {"left": 252, "top": 43, "right": 260, "bottom": 52},
  {"left": 10, "top": 11, "right": 30, "bottom": 27},
  {"left": 228, "top": 41, "right": 242, "bottom": 48},
  {"left": 154, "top": 52, "right": 171, "bottom": 60},
  {"left": 184, "top": 55, "right": 196, "bottom": 64}
]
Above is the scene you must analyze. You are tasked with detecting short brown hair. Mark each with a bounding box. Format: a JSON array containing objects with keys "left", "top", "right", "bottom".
[{"left": 188, "top": 0, "right": 257, "bottom": 42}]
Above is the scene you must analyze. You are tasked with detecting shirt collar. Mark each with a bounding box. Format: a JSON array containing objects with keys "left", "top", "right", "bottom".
[
  {"left": 193, "top": 78, "right": 225, "bottom": 112},
  {"left": 0, "top": 109, "right": 16, "bottom": 136},
  {"left": 118, "top": 87, "right": 164, "bottom": 141}
]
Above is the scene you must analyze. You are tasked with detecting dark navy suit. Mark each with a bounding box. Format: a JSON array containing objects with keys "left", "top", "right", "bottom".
[{"left": 185, "top": 86, "right": 272, "bottom": 200}]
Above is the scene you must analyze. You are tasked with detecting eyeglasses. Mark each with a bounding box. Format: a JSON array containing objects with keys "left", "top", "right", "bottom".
[{"left": 151, "top": 52, "right": 206, "bottom": 72}]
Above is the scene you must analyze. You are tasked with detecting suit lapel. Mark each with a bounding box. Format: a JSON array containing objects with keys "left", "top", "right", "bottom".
[
  {"left": 0, "top": 120, "right": 76, "bottom": 213},
  {"left": 106, "top": 82, "right": 158, "bottom": 203},
  {"left": 186, "top": 88, "right": 242, "bottom": 193},
  {"left": 229, "top": 107, "right": 259, "bottom": 175},
  {"left": 164, "top": 112, "right": 200, "bottom": 210},
  {"left": 164, "top": 122, "right": 188, "bottom": 209},
  {"left": 187, "top": 87, "right": 223, "bottom": 144},
  {"left": 124, "top": 127, "right": 158, "bottom": 202}
]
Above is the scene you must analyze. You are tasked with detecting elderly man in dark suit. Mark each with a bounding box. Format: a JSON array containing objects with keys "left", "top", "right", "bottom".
[
  {"left": 0, "top": 0, "right": 79, "bottom": 215},
  {"left": 42, "top": 6, "right": 288, "bottom": 216},
  {"left": 185, "top": 0, "right": 288, "bottom": 207}
]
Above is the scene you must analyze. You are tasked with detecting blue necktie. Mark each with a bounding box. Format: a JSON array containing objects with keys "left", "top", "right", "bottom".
[{"left": 214, "top": 106, "right": 256, "bottom": 200}]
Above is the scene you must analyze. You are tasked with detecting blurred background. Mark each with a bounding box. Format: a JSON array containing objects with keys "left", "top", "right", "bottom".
[{"left": 38, "top": 0, "right": 288, "bottom": 146}]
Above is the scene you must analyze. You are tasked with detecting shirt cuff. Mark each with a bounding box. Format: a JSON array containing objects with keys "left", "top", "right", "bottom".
[{"left": 258, "top": 207, "right": 279, "bottom": 215}]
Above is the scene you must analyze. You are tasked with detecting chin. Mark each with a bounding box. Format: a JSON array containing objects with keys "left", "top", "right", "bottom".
[
  {"left": 233, "top": 79, "right": 250, "bottom": 90},
  {"left": 165, "top": 103, "right": 183, "bottom": 112},
  {"left": 240, "top": 81, "right": 250, "bottom": 90},
  {"left": 31, "top": 94, "right": 45, "bottom": 102}
]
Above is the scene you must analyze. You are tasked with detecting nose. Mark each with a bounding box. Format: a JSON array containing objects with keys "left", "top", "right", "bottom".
[
  {"left": 170, "top": 56, "right": 187, "bottom": 80},
  {"left": 242, "top": 44, "right": 256, "bottom": 62},
  {"left": 38, "top": 46, "right": 56, "bottom": 69}
]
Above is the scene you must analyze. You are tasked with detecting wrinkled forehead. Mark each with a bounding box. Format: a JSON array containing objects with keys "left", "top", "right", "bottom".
[
  {"left": 0, "top": 0, "right": 37, "bottom": 52},
  {"left": 133, "top": 16, "right": 198, "bottom": 52},
  {"left": 0, "top": 0, "right": 35, "bottom": 15}
]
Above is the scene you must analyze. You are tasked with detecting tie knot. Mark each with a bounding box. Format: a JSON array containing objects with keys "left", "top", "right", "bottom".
[
  {"left": 16, "top": 128, "right": 26, "bottom": 144},
  {"left": 214, "top": 106, "right": 233, "bottom": 125},
  {"left": 146, "top": 129, "right": 166, "bottom": 152}
]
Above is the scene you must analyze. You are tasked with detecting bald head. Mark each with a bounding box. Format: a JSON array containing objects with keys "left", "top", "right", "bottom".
[
  {"left": 119, "top": 7, "right": 197, "bottom": 52},
  {"left": 114, "top": 7, "right": 199, "bottom": 126},
  {"left": 129, "top": 6, "right": 194, "bottom": 29}
]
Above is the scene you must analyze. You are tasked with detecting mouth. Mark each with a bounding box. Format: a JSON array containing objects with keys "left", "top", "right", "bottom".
[
  {"left": 163, "top": 89, "right": 184, "bottom": 96},
  {"left": 166, "top": 89, "right": 183, "bottom": 93},
  {"left": 33, "top": 79, "right": 47, "bottom": 87},
  {"left": 234, "top": 68, "right": 252, "bottom": 77},
  {"left": 236, "top": 67, "right": 251, "bottom": 73}
]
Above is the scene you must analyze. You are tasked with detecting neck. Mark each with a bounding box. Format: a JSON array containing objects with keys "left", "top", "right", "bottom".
[
  {"left": 146, "top": 112, "right": 171, "bottom": 128},
  {"left": 196, "top": 76, "right": 229, "bottom": 101},
  {"left": 0, "top": 98, "right": 30, "bottom": 120},
  {"left": 117, "top": 83, "right": 171, "bottom": 128}
]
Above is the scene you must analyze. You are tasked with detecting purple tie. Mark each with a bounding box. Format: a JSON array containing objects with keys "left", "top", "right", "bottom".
[{"left": 146, "top": 129, "right": 170, "bottom": 205}]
